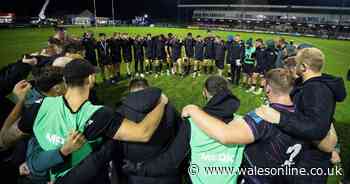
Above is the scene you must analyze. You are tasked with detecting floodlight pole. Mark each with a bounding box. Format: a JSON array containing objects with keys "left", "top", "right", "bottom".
[
  {"left": 93, "top": 0, "right": 97, "bottom": 28},
  {"left": 112, "top": 0, "right": 115, "bottom": 26}
]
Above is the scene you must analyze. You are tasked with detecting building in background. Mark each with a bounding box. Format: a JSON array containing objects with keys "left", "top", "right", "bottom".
[
  {"left": 69, "top": 9, "right": 94, "bottom": 25},
  {"left": 0, "top": 12, "right": 15, "bottom": 24}
]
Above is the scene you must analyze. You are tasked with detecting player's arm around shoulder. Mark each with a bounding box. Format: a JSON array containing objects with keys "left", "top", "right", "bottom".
[
  {"left": 181, "top": 105, "right": 254, "bottom": 145},
  {"left": 114, "top": 94, "right": 168, "bottom": 143}
]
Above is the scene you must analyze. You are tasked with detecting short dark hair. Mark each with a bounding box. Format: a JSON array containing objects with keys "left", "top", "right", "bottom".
[
  {"left": 256, "top": 38, "right": 263, "bottom": 43},
  {"left": 63, "top": 59, "right": 96, "bottom": 87},
  {"left": 32, "top": 66, "right": 64, "bottom": 93},
  {"left": 204, "top": 75, "right": 229, "bottom": 96},
  {"left": 129, "top": 78, "right": 149, "bottom": 91},
  {"left": 187, "top": 32, "right": 192, "bottom": 37},
  {"left": 99, "top": 33, "right": 106, "bottom": 37},
  {"left": 63, "top": 42, "right": 83, "bottom": 54}
]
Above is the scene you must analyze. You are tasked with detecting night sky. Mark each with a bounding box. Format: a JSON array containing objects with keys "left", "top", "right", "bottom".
[{"left": 1, "top": 0, "right": 349, "bottom": 19}]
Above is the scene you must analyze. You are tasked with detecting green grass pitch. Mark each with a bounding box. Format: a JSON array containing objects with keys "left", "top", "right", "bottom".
[{"left": 0, "top": 26, "right": 349, "bottom": 183}]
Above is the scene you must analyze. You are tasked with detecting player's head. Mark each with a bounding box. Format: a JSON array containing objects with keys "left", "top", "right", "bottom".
[
  {"left": 215, "top": 36, "right": 221, "bottom": 42},
  {"left": 246, "top": 38, "right": 253, "bottom": 48},
  {"left": 227, "top": 35, "right": 234, "bottom": 42},
  {"left": 284, "top": 56, "right": 298, "bottom": 79},
  {"left": 135, "top": 35, "right": 142, "bottom": 41},
  {"left": 45, "top": 44, "right": 60, "bottom": 57},
  {"left": 255, "top": 38, "right": 263, "bottom": 48},
  {"left": 277, "top": 37, "right": 286, "bottom": 47},
  {"left": 235, "top": 34, "right": 241, "bottom": 42},
  {"left": 87, "top": 31, "right": 94, "bottom": 38},
  {"left": 187, "top": 32, "right": 192, "bottom": 38},
  {"left": 32, "top": 66, "right": 65, "bottom": 96},
  {"left": 196, "top": 35, "right": 202, "bottom": 41},
  {"left": 159, "top": 34, "right": 165, "bottom": 40},
  {"left": 266, "top": 39, "right": 275, "bottom": 49},
  {"left": 203, "top": 75, "right": 229, "bottom": 101},
  {"left": 129, "top": 78, "right": 149, "bottom": 92},
  {"left": 48, "top": 37, "right": 64, "bottom": 54},
  {"left": 168, "top": 33, "right": 173, "bottom": 39},
  {"left": 147, "top": 33, "right": 152, "bottom": 39},
  {"left": 63, "top": 59, "right": 96, "bottom": 90},
  {"left": 295, "top": 48, "right": 325, "bottom": 77},
  {"left": 63, "top": 42, "right": 85, "bottom": 59},
  {"left": 99, "top": 33, "right": 106, "bottom": 41},
  {"left": 265, "top": 68, "right": 294, "bottom": 98}
]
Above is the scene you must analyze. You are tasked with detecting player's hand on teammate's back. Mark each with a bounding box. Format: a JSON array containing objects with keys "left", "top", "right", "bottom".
[
  {"left": 255, "top": 105, "right": 281, "bottom": 124},
  {"left": 160, "top": 93, "right": 169, "bottom": 105},
  {"left": 60, "top": 130, "right": 86, "bottom": 156},
  {"left": 19, "top": 162, "right": 30, "bottom": 176}
]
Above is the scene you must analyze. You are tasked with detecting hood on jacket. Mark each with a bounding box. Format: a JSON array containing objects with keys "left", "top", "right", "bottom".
[
  {"left": 118, "top": 87, "right": 162, "bottom": 122},
  {"left": 305, "top": 74, "right": 347, "bottom": 102},
  {"left": 203, "top": 89, "right": 240, "bottom": 124}
]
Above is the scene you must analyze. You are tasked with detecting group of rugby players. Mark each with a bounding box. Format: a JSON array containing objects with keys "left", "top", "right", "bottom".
[
  {"left": 0, "top": 26, "right": 348, "bottom": 184},
  {"left": 82, "top": 30, "right": 298, "bottom": 95}
]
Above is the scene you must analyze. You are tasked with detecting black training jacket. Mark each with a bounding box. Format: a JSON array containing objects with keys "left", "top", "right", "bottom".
[
  {"left": 279, "top": 74, "right": 346, "bottom": 140},
  {"left": 278, "top": 74, "right": 347, "bottom": 168},
  {"left": 82, "top": 37, "right": 97, "bottom": 62},
  {"left": 225, "top": 41, "right": 244, "bottom": 64},
  {"left": 170, "top": 40, "right": 183, "bottom": 61},
  {"left": 133, "top": 40, "right": 145, "bottom": 61},
  {"left": 155, "top": 39, "right": 166, "bottom": 60},
  {"left": 116, "top": 87, "right": 181, "bottom": 184},
  {"left": 96, "top": 40, "right": 110, "bottom": 60},
  {"left": 204, "top": 37, "right": 215, "bottom": 59},
  {"left": 255, "top": 47, "right": 267, "bottom": 67},
  {"left": 203, "top": 89, "right": 240, "bottom": 123},
  {"left": 184, "top": 38, "right": 195, "bottom": 58},
  {"left": 122, "top": 38, "right": 133, "bottom": 61},
  {"left": 145, "top": 38, "right": 154, "bottom": 59},
  {"left": 194, "top": 41, "right": 205, "bottom": 61},
  {"left": 109, "top": 38, "right": 122, "bottom": 62},
  {"left": 264, "top": 48, "right": 278, "bottom": 70},
  {"left": 214, "top": 41, "right": 226, "bottom": 62}
]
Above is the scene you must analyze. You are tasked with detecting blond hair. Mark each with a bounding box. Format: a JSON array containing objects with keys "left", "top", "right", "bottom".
[{"left": 296, "top": 48, "right": 325, "bottom": 72}]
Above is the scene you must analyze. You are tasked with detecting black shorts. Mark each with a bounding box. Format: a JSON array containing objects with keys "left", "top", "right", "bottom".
[
  {"left": 112, "top": 56, "right": 122, "bottom": 64},
  {"left": 243, "top": 64, "right": 255, "bottom": 75},
  {"left": 195, "top": 57, "right": 204, "bottom": 61},
  {"left": 215, "top": 60, "right": 225, "bottom": 69},
  {"left": 86, "top": 56, "right": 97, "bottom": 66},
  {"left": 255, "top": 65, "right": 267, "bottom": 74},
  {"left": 99, "top": 57, "right": 112, "bottom": 66}
]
